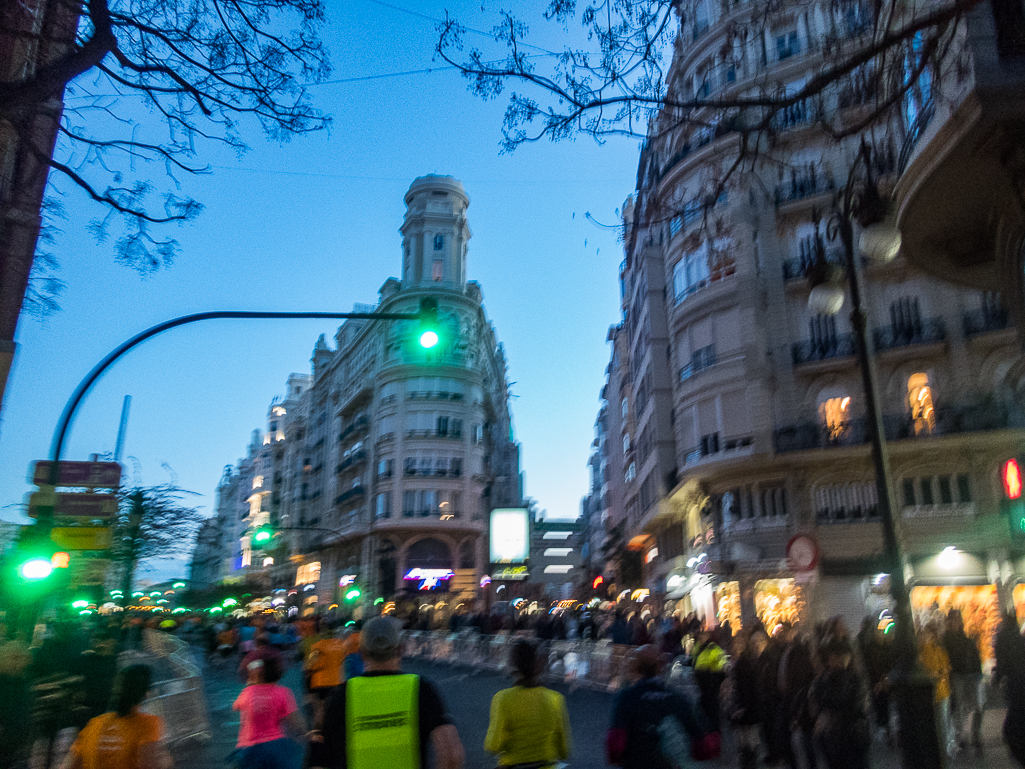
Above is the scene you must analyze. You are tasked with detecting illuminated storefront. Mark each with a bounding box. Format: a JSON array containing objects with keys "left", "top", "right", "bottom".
[
  {"left": 754, "top": 578, "right": 805, "bottom": 634},
  {"left": 1014, "top": 584, "right": 1025, "bottom": 626},
  {"left": 911, "top": 584, "right": 1001, "bottom": 660},
  {"left": 715, "top": 581, "right": 741, "bottom": 631}
]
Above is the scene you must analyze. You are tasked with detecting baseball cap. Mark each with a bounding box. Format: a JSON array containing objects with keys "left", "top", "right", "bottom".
[{"left": 360, "top": 616, "right": 402, "bottom": 657}]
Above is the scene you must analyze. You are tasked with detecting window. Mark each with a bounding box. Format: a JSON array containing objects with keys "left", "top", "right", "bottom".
[
  {"left": 908, "top": 373, "right": 935, "bottom": 435},
  {"left": 437, "top": 416, "right": 449, "bottom": 436},
  {"left": 376, "top": 493, "right": 391, "bottom": 518},
  {"left": 253, "top": 476, "right": 263, "bottom": 489},
  {"left": 296, "top": 562, "right": 321, "bottom": 584},
  {"left": 404, "top": 457, "right": 416, "bottom": 475},
  {"left": 700, "top": 433, "right": 719, "bottom": 456},
  {"left": 621, "top": 397, "right": 629, "bottom": 419},
  {"left": 776, "top": 29, "right": 800, "bottom": 59},
  {"left": 378, "top": 458, "right": 393, "bottom": 478},
  {"left": 432, "top": 260, "right": 443, "bottom": 281},
  {"left": 450, "top": 457, "right": 463, "bottom": 476},
  {"left": 434, "top": 233, "right": 445, "bottom": 250},
  {"left": 263, "top": 557, "right": 274, "bottom": 567},
  {"left": 422, "top": 490, "right": 437, "bottom": 516},
  {"left": 451, "top": 418, "right": 463, "bottom": 438},
  {"left": 625, "top": 463, "right": 637, "bottom": 482},
  {"left": 938, "top": 475, "right": 953, "bottom": 504},
  {"left": 902, "top": 478, "right": 916, "bottom": 506},
  {"left": 957, "top": 474, "right": 972, "bottom": 502},
  {"left": 920, "top": 477, "right": 934, "bottom": 505},
  {"left": 623, "top": 434, "right": 631, "bottom": 453},
  {"left": 403, "top": 491, "right": 417, "bottom": 516},
  {"left": 473, "top": 424, "right": 483, "bottom": 444},
  {"left": 818, "top": 396, "right": 852, "bottom": 440},
  {"left": 673, "top": 246, "right": 711, "bottom": 302}
]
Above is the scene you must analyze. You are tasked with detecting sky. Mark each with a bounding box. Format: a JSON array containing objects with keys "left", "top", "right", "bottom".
[{"left": 0, "top": 0, "right": 640, "bottom": 583}]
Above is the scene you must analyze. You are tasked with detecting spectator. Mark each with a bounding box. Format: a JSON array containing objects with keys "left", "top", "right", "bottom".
[
  {"left": 729, "top": 630, "right": 766, "bottom": 769},
  {"left": 994, "top": 612, "right": 1025, "bottom": 766},
  {"left": 856, "top": 616, "right": 894, "bottom": 743},
  {"left": 809, "top": 636, "right": 871, "bottom": 769},
  {"left": 919, "top": 620, "right": 955, "bottom": 756},
  {"left": 609, "top": 613, "right": 632, "bottom": 645},
  {"left": 942, "top": 609, "right": 983, "bottom": 750},
  {"left": 692, "top": 631, "right": 728, "bottom": 733},
  {"left": 606, "top": 645, "right": 717, "bottom": 769}
]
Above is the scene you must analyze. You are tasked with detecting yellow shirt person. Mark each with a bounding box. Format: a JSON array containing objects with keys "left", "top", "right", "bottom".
[{"left": 484, "top": 639, "right": 572, "bottom": 767}]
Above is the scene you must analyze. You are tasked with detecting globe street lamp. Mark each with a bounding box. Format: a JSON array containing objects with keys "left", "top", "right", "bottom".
[{"left": 805, "top": 139, "right": 940, "bottom": 768}]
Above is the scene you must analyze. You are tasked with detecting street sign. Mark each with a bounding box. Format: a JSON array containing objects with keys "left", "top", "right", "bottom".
[
  {"left": 51, "top": 527, "right": 112, "bottom": 551},
  {"left": 31, "top": 461, "right": 122, "bottom": 488},
  {"left": 70, "top": 557, "right": 110, "bottom": 587},
  {"left": 28, "top": 492, "right": 118, "bottom": 519}
]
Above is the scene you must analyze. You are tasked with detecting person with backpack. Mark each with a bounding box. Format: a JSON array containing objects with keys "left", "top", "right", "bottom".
[
  {"left": 61, "top": 664, "right": 172, "bottom": 769},
  {"left": 606, "top": 645, "right": 719, "bottom": 769},
  {"left": 484, "top": 639, "right": 571, "bottom": 768}
]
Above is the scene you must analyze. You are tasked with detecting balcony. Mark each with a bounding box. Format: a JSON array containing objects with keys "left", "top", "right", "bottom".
[
  {"left": 871, "top": 318, "right": 945, "bottom": 351},
  {"left": 817, "top": 505, "right": 880, "bottom": 524},
  {"left": 963, "top": 308, "right": 1011, "bottom": 337},
  {"left": 774, "top": 402, "right": 1023, "bottom": 453},
  {"left": 771, "top": 99, "right": 819, "bottom": 131},
  {"left": 335, "top": 451, "right": 367, "bottom": 474},
  {"left": 902, "top": 502, "right": 976, "bottom": 519},
  {"left": 774, "top": 168, "right": 834, "bottom": 206},
  {"left": 679, "top": 347, "right": 717, "bottom": 382},
  {"left": 401, "top": 509, "right": 463, "bottom": 519},
  {"left": 658, "top": 117, "right": 741, "bottom": 182},
  {"left": 334, "top": 486, "right": 365, "bottom": 505},
  {"left": 682, "top": 435, "right": 753, "bottom": 465},
  {"left": 792, "top": 334, "right": 856, "bottom": 365}
]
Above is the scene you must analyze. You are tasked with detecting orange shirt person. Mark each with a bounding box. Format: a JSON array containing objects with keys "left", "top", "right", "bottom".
[
  {"left": 62, "top": 664, "right": 172, "bottom": 769},
  {"left": 306, "top": 627, "right": 347, "bottom": 692}
]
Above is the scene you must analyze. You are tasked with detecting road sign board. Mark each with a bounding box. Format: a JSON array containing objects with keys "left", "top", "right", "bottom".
[
  {"left": 28, "top": 492, "right": 118, "bottom": 519},
  {"left": 31, "top": 461, "right": 122, "bottom": 488},
  {"left": 70, "top": 557, "right": 110, "bottom": 587},
  {"left": 51, "top": 527, "right": 112, "bottom": 551}
]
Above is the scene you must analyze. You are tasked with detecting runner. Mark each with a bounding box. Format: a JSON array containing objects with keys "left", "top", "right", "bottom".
[
  {"left": 61, "top": 664, "right": 172, "bottom": 769},
  {"left": 484, "top": 639, "right": 572, "bottom": 768},
  {"left": 232, "top": 656, "right": 307, "bottom": 769}
]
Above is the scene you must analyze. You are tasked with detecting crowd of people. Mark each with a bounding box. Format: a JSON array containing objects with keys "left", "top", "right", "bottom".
[{"left": 1, "top": 603, "right": 1024, "bottom": 769}]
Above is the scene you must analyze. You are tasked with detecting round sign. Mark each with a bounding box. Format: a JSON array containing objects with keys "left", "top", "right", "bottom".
[{"left": 786, "top": 534, "right": 819, "bottom": 572}]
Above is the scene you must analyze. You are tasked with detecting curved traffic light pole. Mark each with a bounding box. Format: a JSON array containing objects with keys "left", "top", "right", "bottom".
[{"left": 49, "top": 307, "right": 428, "bottom": 468}]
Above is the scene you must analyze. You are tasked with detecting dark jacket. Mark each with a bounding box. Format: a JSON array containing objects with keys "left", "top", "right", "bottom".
[
  {"left": 609, "top": 677, "right": 704, "bottom": 769},
  {"left": 942, "top": 629, "right": 982, "bottom": 676},
  {"left": 730, "top": 653, "right": 762, "bottom": 727}
]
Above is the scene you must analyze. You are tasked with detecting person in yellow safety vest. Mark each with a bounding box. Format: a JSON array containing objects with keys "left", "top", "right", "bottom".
[
  {"left": 308, "top": 615, "right": 465, "bottom": 769},
  {"left": 693, "top": 632, "right": 729, "bottom": 732}
]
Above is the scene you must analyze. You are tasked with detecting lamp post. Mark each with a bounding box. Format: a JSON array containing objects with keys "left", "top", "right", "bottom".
[{"left": 807, "top": 139, "right": 941, "bottom": 769}]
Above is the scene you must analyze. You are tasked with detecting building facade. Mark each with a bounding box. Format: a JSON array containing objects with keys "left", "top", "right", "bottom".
[
  {"left": 528, "top": 514, "right": 585, "bottom": 599},
  {"left": 591, "top": 0, "right": 1025, "bottom": 639},
  {"left": 192, "top": 176, "right": 522, "bottom": 613}
]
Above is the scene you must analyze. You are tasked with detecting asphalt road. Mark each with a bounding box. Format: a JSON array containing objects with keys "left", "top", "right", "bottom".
[{"left": 180, "top": 650, "right": 1018, "bottom": 769}]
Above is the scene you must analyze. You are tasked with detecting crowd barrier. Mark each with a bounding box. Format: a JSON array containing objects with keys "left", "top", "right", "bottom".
[
  {"left": 402, "top": 630, "right": 641, "bottom": 691},
  {"left": 120, "top": 630, "right": 211, "bottom": 747}
]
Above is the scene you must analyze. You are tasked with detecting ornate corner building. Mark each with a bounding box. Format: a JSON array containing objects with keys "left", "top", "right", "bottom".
[
  {"left": 191, "top": 176, "right": 522, "bottom": 611},
  {"left": 587, "top": 0, "right": 1025, "bottom": 640}
]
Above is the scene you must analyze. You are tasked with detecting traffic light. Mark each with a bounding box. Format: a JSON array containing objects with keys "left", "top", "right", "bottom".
[
  {"left": 417, "top": 298, "right": 440, "bottom": 349},
  {"left": 1001, "top": 458, "right": 1025, "bottom": 539},
  {"left": 252, "top": 526, "right": 274, "bottom": 549},
  {"left": 344, "top": 586, "right": 361, "bottom": 602},
  {"left": 18, "top": 556, "right": 53, "bottom": 581}
]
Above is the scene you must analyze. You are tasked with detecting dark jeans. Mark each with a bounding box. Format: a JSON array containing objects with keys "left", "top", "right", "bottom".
[{"left": 238, "top": 738, "right": 302, "bottom": 769}]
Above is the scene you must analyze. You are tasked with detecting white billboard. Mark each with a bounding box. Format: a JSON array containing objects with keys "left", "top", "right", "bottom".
[{"left": 490, "top": 508, "right": 529, "bottom": 563}]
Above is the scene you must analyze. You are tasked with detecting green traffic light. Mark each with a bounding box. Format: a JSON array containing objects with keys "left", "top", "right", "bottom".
[
  {"left": 419, "top": 330, "right": 439, "bottom": 349},
  {"left": 19, "top": 557, "right": 53, "bottom": 580},
  {"left": 72, "top": 599, "right": 89, "bottom": 609},
  {"left": 255, "top": 530, "right": 271, "bottom": 543},
  {"left": 223, "top": 597, "right": 238, "bottom": 607},
  {"left": 344, "top": 587, "right": 361, "bottom": 602}
]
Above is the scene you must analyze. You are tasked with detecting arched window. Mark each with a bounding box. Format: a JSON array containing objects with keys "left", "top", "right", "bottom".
[
  {"left": 908, "top": 372, "right": 935, "bottom": 435},
  {"left": 817, "top": 395, "right": 852, "bottom": 441},
  {"left": 433, "top": 233, "right": 445, "bottom": 250}
]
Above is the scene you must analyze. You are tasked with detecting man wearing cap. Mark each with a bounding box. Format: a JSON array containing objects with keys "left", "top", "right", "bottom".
[{"left": 310, "top": 615, "right": 464, "bottom": 769}]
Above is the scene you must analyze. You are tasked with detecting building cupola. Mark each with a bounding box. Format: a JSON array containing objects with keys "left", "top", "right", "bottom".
[{"left": 400, "top": 175, "right": 470, "bottom": 288}]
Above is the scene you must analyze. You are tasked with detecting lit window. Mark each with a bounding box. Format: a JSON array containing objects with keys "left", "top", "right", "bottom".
[
  {"left": 253, "top": 476, "right": 264, "bottom": 489},
  {"left": 908, "top": 373, "right": 935, "bottom": 435},
  {"left": 263, "top": 557, "right": 274, "bottom": 566},
  {"left": 432, "top": 260, "right": 444, "bottom": 281},
  {"left": 544, "top": 547, "right": 573, "bottom": 557},
  {"left": 296, "top": 561, "right": 321, "bottom": 585},
  {"left": 818, "top": 396, "right": 852, "bottom": 440}
]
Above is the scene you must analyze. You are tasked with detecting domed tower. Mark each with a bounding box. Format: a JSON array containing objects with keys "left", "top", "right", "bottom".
[{"left": 400, "top": 175, "right": 471, "bottom": 288}]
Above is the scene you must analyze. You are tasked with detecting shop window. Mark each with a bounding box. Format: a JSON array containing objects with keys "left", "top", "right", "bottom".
[
  {"left": 911, "top": 585, "right": 999, "bottom": 660},
  {"left": 754, "top": 578, "right": 805, "bottom": 634},
  {"left": 818, "top": 396, "right": 851, "bottom": 441},
  {"left": 716, "top": 581, "right": 741, "bottom": 632},
  {"left": 908, "top": 373, "right": 935, "bottom": 435}
]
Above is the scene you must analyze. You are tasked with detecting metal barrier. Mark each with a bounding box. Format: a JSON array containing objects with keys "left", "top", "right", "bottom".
[
  {"left": 401, "top": 630, "right": 636, "bottom": 691},
  {"left": 120, "top": 630, "right": 211, "bottom": 747}
]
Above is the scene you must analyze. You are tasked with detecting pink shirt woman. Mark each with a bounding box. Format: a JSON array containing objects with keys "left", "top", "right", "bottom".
[{"left": 232, "top": 657, "right": 306, "bottom": 769}]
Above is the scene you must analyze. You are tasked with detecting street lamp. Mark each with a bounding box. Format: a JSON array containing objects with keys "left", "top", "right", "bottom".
[{"left": 805, "top": 139, "right": 940, "bottom": 768}]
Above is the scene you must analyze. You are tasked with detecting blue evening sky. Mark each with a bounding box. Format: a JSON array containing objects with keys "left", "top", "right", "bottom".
[{"left": 0, "top": 1, "right": 639, "bottom": 583}]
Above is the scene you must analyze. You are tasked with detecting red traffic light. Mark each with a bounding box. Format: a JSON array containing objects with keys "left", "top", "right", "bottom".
[{"left": 1003, "top": 459, "right": 1022, "bottom": 499}]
